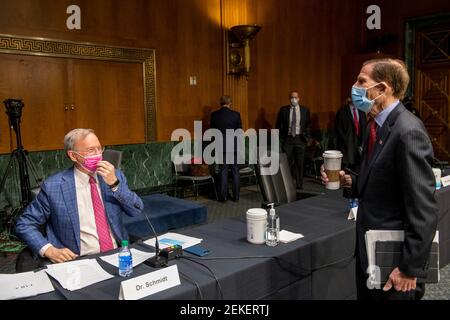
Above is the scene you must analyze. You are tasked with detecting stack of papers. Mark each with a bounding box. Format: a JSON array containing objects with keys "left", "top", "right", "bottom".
[
  {"left": 100, "top": 249, "right": 155, "bottom": 268},
  {"left": 143, "top": 232, "right": 202, "bottom": 249},
  {"left": 0, "top": 270, "right": 54, "bottom": 300},
  {"left": 279, "top": 230, "right": 304, "bottom": 243},
  {"left": 45, "top": 259, "right": 113, "bottom": 291},
  {"left": 365, "top": 230, "right": 439, "bottom": 285}
]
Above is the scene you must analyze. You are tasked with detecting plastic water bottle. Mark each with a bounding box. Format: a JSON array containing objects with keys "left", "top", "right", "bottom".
[
  {"left": 266, "top": 203, "right": 279, "bottom": 247},
  {"left": 118, "top": 240, "right": 133, "bottom": 277}
]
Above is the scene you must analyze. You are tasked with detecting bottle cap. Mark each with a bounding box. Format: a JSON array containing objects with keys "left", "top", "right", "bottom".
[{"left": 121, "top": 240, "right": 129, "bottom": 247}]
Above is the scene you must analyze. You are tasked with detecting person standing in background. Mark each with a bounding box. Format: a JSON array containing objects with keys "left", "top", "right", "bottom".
[
  {"left": 276, "top": 91, "right": 312, "bottom": 189},
  {"left": 210, "top": 95, "right": 242, "bottom": 202},
  {"left": 335, "top": 97, "right": 367, "bottom": 173}
]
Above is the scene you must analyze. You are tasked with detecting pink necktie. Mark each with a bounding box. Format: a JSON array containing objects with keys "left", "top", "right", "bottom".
[{"left": 89, "top": 176, "right": 114, "bottom": 252}]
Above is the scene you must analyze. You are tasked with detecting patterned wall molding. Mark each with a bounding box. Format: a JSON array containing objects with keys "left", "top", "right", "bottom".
[{"left": 0, "top": 34, "right": 157, "bottom": 141}]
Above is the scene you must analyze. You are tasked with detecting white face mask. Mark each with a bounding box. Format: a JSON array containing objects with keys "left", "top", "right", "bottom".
[{"left": 290, "top": 98, "right": 299, "bottom": 106}]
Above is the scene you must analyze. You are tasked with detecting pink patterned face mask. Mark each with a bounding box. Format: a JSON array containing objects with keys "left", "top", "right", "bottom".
[{"left": 75, "top": 154, "right": 102, "bottom": 172}]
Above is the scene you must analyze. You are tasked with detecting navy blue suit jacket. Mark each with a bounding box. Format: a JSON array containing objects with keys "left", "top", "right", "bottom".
[{"left": 210, "top": 106, "right": 242, "bottom": 153}]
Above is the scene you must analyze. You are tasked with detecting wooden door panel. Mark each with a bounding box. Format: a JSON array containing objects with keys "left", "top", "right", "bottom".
[
  {"left": 0, "top": 54, "right": 68, "bottom": 153},
  {"left": 70, "top": 59, "right": 145, "bottom": 146}
]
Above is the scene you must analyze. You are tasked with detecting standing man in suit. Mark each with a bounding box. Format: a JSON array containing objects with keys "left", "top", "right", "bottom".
[
  {"left": 334, "top": 97, "right": 367, "bottom": 173},
  {"left": 276, "top": 91, "right": 312, "bottom": 189},
  {"left": 210, "top": 95, "right": 242, "bottom": 202},
  {"left": 15, "top": 128, "right": 143, "bottom": 263},
  {"left": 322, "top": 59, "right": 438, "bottom": 300}
]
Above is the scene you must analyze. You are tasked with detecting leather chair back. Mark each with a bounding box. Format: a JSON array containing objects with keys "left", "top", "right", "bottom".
[{"left": 103, "top": 149, "right": 123, "bottom": 169}]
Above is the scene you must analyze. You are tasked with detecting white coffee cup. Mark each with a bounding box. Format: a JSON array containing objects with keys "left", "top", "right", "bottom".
[
  {"left": 246, "top": 208, "right": 267, "bottom": 244},
  {"left": 432, "top": 168, "right": 442, "bottom": 190},
  {"left": 323, "top": 150, "right": 343, "bottom": 190}
]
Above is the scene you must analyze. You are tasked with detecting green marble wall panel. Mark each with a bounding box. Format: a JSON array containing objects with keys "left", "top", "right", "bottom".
[{"left": 0, "top": 141, "right": 176, "bottom": 210}]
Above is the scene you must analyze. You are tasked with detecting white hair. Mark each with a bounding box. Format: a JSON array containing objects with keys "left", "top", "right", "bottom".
[{"left": 64, "top": 128, "right": 95, "bottom": 151}]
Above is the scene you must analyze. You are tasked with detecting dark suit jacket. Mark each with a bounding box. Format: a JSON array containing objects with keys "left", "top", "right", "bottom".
[
  {"left": 334, "top": 104, "right": 367, "bottom": 168},
  {"left": 351, "top": 103, "right": 438, "bottom": 278},
  {"left": 210, "top": 106, "right": 242, "bottom": 153},
  {"left": 276, "top": 105, "right": 311, "bottom": 144}
]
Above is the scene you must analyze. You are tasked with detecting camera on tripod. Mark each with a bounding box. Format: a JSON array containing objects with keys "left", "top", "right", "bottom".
[
  {"left": 1, "top": 98, "right": 41, "bottom": 211},
  {"left": 4, "top": 99, "right": 24, "bottom": 142}
]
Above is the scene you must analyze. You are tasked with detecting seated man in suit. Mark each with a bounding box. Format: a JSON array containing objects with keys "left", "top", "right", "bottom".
[{"left": 15, "top": 128, "right": 143, "bottom": 263}]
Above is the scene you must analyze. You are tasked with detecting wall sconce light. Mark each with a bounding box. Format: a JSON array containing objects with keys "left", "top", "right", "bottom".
[{"left": 227, "top": 24, "right": 261, "bottom": 76}]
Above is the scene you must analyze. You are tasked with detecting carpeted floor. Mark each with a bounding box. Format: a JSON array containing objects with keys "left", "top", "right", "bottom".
[{"left": 1, "top": 177, "right": 449, "bottom": 299}]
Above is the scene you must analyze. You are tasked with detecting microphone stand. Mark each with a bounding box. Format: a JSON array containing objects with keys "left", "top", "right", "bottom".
[{"left": 141, "top": 212, "right": 167, "bottom": 268}]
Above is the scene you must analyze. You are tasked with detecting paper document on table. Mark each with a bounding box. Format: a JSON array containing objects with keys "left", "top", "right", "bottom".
[
  {"left": 45, "top": 259, "right": 113, "bottom": 291},
  {"left": 143, "top": 232, "right": 202, "bottom": 249},
  {"left": 100, "top": 249, "right": 155, "bottom": 268},
  {"left": 0, "top": 270, "right": 54, "bottom": 300},
  {"left": 279, "top": 230, "right": 304, "bottom": 243}
]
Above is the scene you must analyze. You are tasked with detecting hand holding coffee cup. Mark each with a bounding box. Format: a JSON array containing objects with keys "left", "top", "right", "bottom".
[
  {"left": 321, "top": 151, "right": 352, "bottom": 190},
  {"left": 320, "top": 165, "right": 352, "bottom": 189}
]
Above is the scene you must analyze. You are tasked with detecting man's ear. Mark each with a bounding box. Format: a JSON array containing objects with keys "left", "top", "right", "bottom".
[
  {"left": 377, "top": 82, "right": 390, "bottom": 94},
  {"left": 67, "top": 151, "right": 77, "bottom": 162}
]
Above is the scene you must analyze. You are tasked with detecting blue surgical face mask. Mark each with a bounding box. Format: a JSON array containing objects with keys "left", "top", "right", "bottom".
[{"left": 351, "top": 83, "right": 384, "bottom": 113}]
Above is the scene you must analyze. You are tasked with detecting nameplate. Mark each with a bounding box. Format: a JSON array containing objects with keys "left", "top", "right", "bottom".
[
  {"left": 441, "top": 175, "right": 450, "bottom": 188},
  {"left": 118, "top": 265, "right": 180, "bottom": 300},
  {"left": 0, "top": 270, "right": 54, "bottom": 300}
]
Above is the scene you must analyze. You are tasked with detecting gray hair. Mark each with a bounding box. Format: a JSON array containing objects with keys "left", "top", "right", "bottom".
[
  {"left": 220, "top": 95, "right": 232, "bottom": 106},
  {"left": 64, "top": 128, "right": 95, "bottom": 151}
]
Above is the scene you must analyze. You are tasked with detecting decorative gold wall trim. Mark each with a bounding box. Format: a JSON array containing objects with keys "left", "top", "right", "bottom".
[{"left": 0, "top": 34, "right": 157, "bottom": 141}]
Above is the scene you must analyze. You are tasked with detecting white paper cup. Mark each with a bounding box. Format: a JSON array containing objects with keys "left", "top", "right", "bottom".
[
  {"left": 323, "top": 150, "right": 343, "bottom": 190},
  {"left": 246, "top": 208, "right": 267, "bottom": 244}
]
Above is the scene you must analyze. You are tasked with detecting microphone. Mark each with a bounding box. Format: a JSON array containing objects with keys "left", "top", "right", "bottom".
[{"left": 141, "top": 211, "right": 167, "bottom": 268}]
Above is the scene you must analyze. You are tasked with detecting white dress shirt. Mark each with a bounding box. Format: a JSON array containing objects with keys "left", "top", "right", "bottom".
[
  {"left": 39, "top": 167, "right": 118, "bottom": 257},
  {"left": 289, "top": 105, "right": 301, "bottom": 136}
]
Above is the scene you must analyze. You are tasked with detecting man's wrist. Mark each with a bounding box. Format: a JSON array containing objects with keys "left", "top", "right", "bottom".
[
  {"left": 108, "top": 179, "right": 120, "bottom": 190},
  {"left": 39, "top": 244, "right": 53, "bottom": 257}
]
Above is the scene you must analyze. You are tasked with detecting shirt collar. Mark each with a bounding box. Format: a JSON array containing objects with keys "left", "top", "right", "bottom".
[
  {"left": 74, "top": 166, "right": 97, "bottom": 186},
  {"left": 374, "top": 100, "right": 399, "bottom": 128}
]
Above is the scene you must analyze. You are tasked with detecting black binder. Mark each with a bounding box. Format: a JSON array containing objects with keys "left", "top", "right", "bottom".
[{"left": 375, "top": 241, "right": 439, "bottom": 284}]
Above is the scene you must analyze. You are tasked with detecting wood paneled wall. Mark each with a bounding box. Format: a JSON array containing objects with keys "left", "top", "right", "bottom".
[
  {"left": 247, "top": 0, "right": 364, "bottom": 132},
  {"left": 1, "top": 0, "right": 449, "bottom": 146},
  {"left": 360, "top": 0, "right": 450, "bottom": 58},
  {"left": 0, "top": 0, "right": 223, "bottom": 142}
]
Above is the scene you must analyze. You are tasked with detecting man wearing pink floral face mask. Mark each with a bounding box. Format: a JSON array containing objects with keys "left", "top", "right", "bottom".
[{"left": 16, "top": 128, "right": 144, "bottom": 264}]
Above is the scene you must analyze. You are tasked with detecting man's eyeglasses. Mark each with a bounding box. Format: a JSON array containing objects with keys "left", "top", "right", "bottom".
[{"left": 73, "top": 146, "right": 105, "bottom": 156}]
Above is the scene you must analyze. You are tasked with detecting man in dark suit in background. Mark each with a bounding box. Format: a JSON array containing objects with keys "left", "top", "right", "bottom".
[
  {"left": 334, "top": 97, "right": 367, "bottom": 173},
  {"left": 322, "top": 58, "right": 438, "bottom": 300},
  {"left": 210, "top": 95, "right": 242, "bottom": 202},
  {"left": 276, "top": 91, "right": 312, "bottom": 189}
]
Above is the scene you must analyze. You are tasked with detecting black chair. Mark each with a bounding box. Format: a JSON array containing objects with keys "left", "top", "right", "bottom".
[
  {"left": 15, "top": 247, "right": 52, "bottom": 273},
  {"left": 173, "top": 159, "right": 218, "bottom": 200},
  {"left": 103, "top": 149, "right": 123, "bottom": 169},
  {"left": 256, "top": 152, "right": 323, "bottom": 206}
]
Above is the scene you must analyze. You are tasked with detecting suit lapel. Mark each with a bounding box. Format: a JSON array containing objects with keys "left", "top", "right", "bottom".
[
  {"left": 61, "top": 167, "right": 81, "bottom": 253},
  {"left": 357, "top": 103, "right": 404, "bottom": 194}
]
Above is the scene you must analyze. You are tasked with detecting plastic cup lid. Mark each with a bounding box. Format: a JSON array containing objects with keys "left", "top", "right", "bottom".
[
  {"left": 323, "top": 150, "right": 343, "bottom": 159},
  {"left": 246, "top": 208, "right": 267, "bottom": 217}
]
